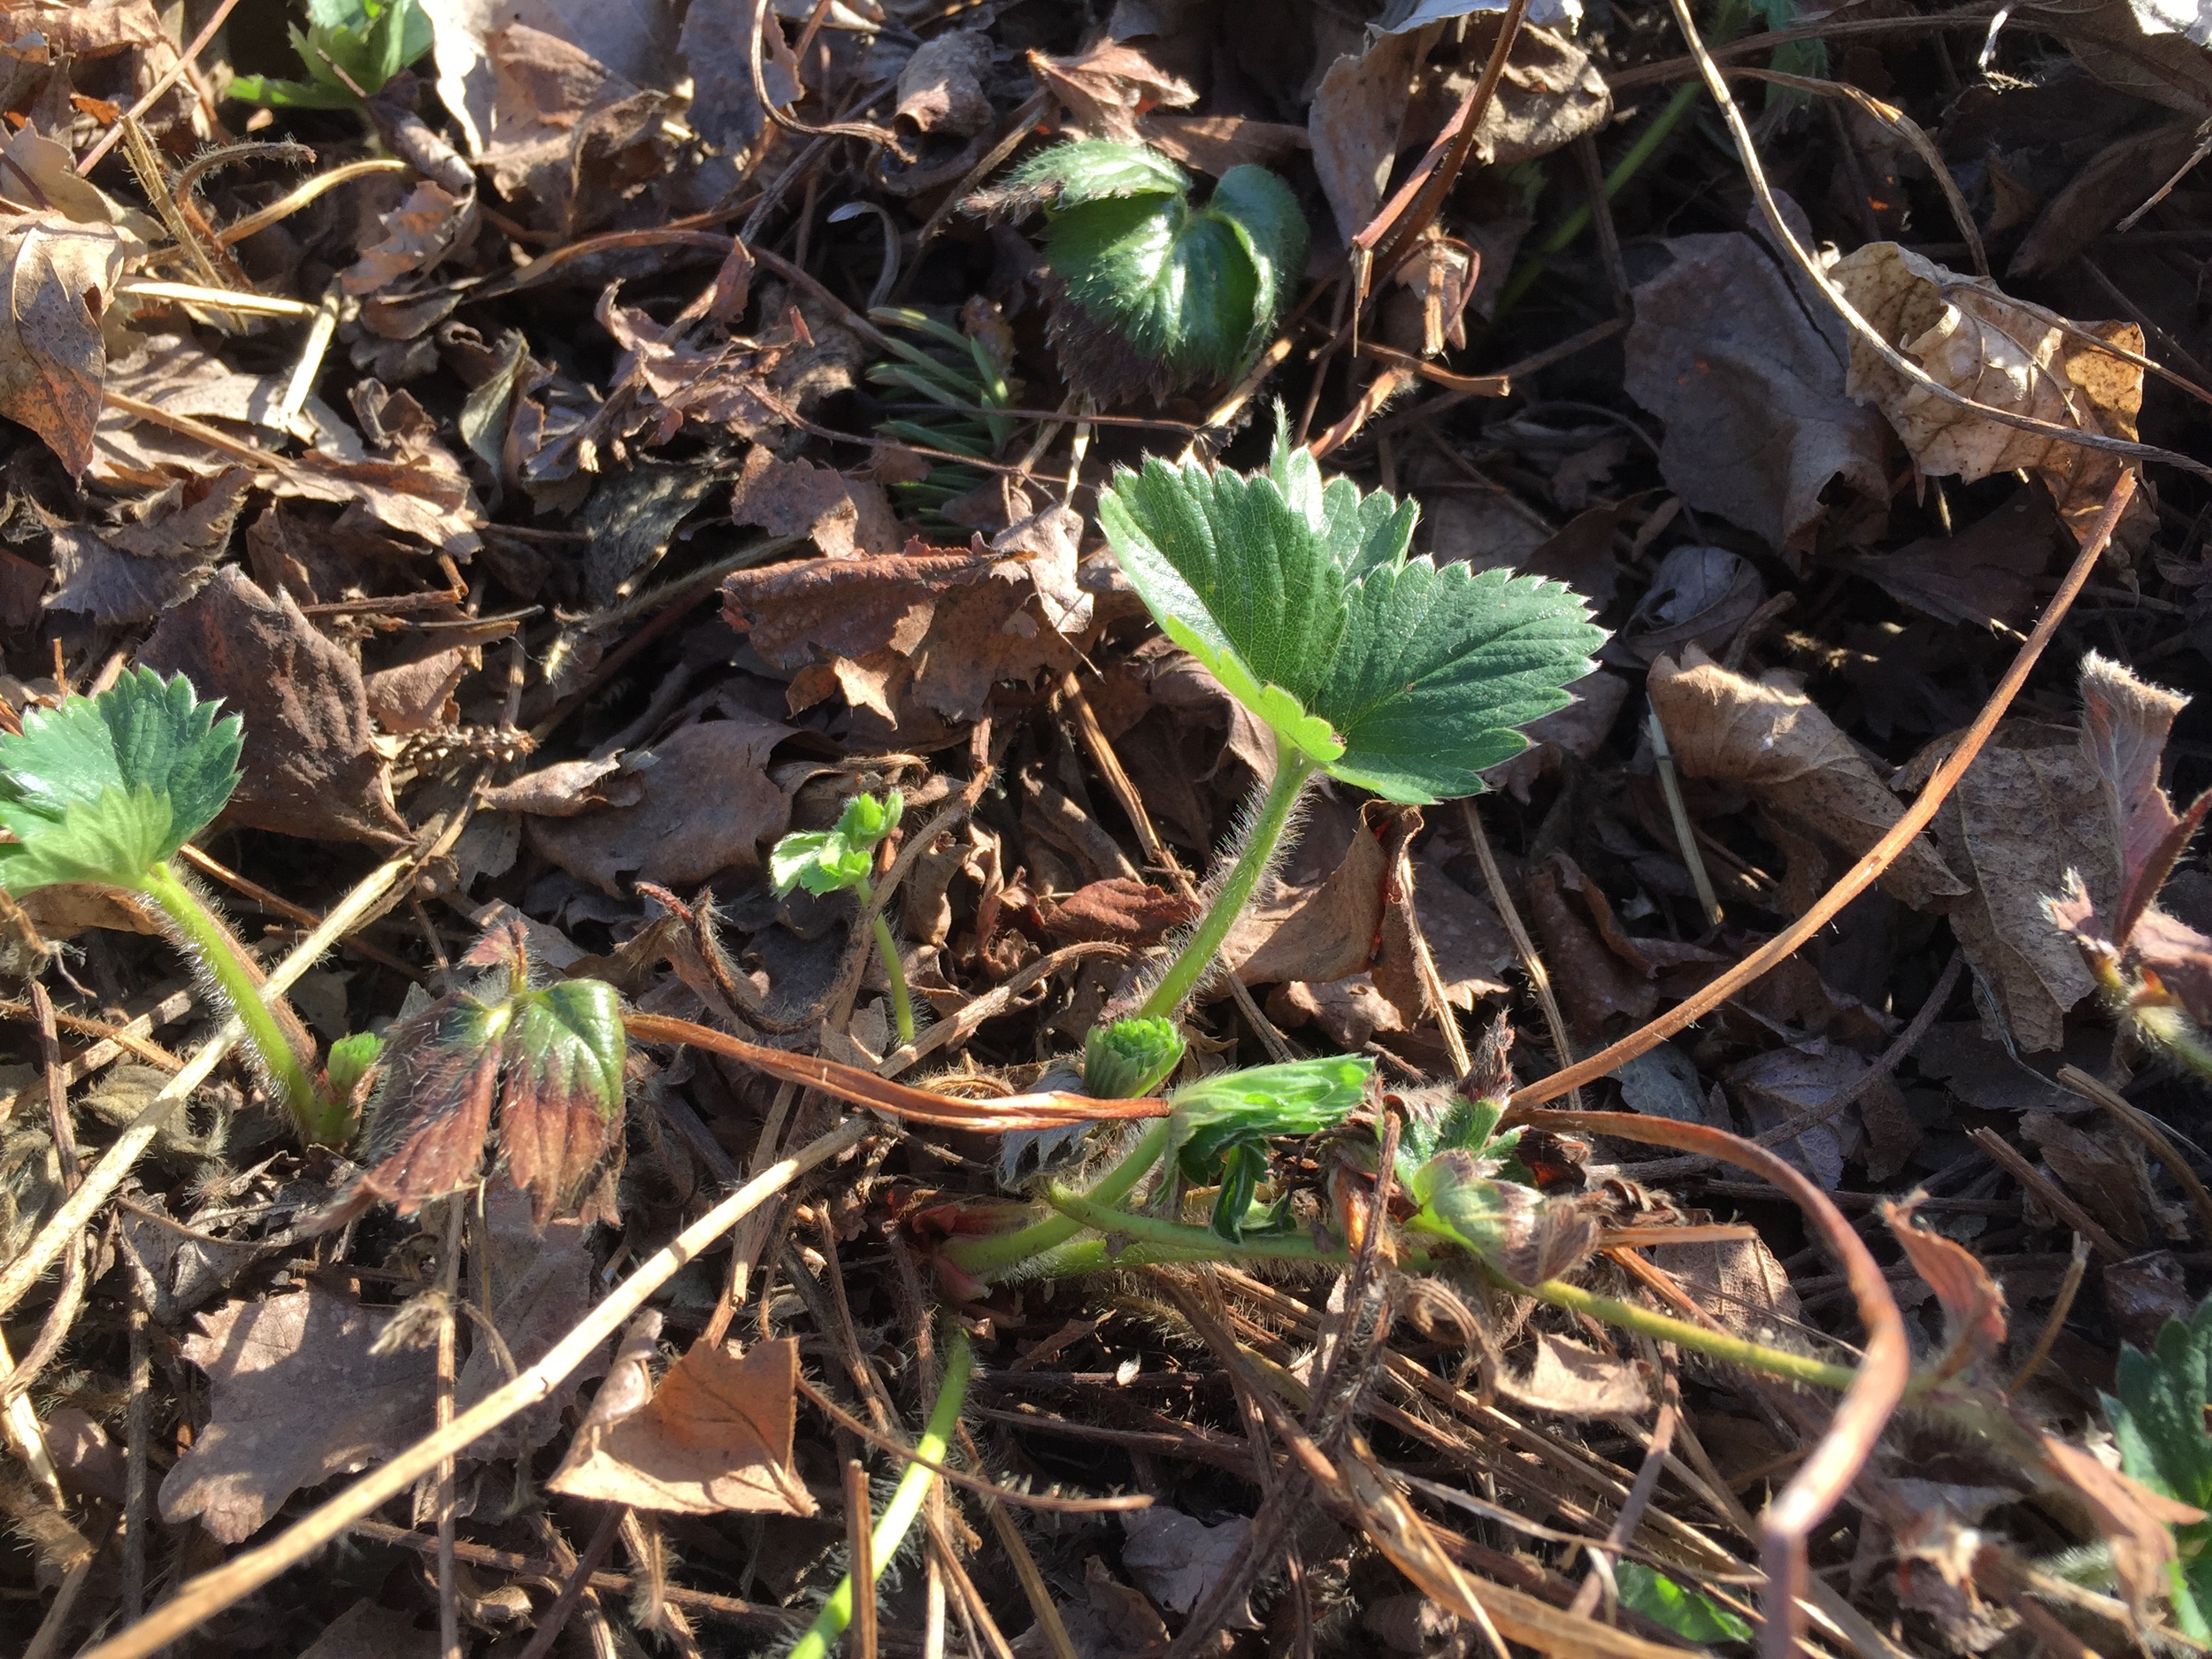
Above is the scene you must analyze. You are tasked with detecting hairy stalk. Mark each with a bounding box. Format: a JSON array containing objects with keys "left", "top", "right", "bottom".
[
  {"left": 940, "top": 1121, "right": 1173, "bottom": 1280},
  {"left": 1139, "top": 751, "right": 1317, "bottom": 1019},
  {"left": 136, "top": 862, "right": 336, "bottom": 1141},
  {"left": 789, "top": 1325, "right": 973, "bottom": 1659},
  {"left": 1514, "top": 1272, "right": 1857, "bottom": 1391},
  {"left": 860, "top": 880, "right": 916, "bottom": 1045}
]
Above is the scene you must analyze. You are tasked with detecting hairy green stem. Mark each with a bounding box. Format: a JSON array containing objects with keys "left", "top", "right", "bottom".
[
  {"left": 788, "top": 1325, "right": 973, "bottom": 1659},
  {"left": 1140, "top": 751, "right": 1315, "bottom": 1020},
  {"left": 862, "top": 887, "right": 915, "bottom": 1046},
  {"left": 138, "top": 861, "right": 337, "bottom": 1142},
  {"left": 940, "top": 1121, "right": 1173, "bottom": 1280},
  {"left": 1513, "top": 1271, "right": 1858, "bottom": 1392}
]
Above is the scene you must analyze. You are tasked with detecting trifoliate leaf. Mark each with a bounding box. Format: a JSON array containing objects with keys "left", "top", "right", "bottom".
[
  {"left": 1615, "top": 1563, "right": 1754, "bottom": 1645},
  {"left": 1084, "top": 1016, "right": 1186, "bottom": 1099},
  {"left": 769, "top": 791, "right": 902, "bottom": 898},
  {"left": 503, "top": 980, "right": 626, "bottom": 1223},
  {"left": 0, "top": 668, "right": 241, "bottom": 892},
  {"left": 1168, "top": 1055, "right": 1371, "bottom": 1178},
  {"left": 1098, "top": 429, "right": 1602, "bottom": 802},
  {"left": 996, "top": 141, "right": 1308, "bottom": 403}
]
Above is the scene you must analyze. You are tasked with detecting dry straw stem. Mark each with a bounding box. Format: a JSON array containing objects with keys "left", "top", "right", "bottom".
[
  {"left": 1502, "top": 1110, "right": 1907, "bottom": 1659},
  {"left": 1513, "top": 468, "right": 2137, "bottom": 1110},
  {"left": 81, "top": 1114, "right": 872, "bottom": 1659},
  {"left": 0, "top": 847, "right": 417, "bottom": 1321}
]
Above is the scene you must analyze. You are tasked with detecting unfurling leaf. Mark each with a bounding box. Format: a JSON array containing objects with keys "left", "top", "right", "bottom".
[
  {"left": 983, "top": 140, "right": 1307, "bottom": 404},
  {"left": 227, "top": 0, "right": 434, "bottom": 109},
  {"left": 769, "top": 789, "right": 903, "bottom": 898},
  {"left": 1407, "top": 1151, "right": 1597, "bottom": 1285},
  {"left": 1165, "top": 1055, "right": 1371, "bottom": 1240},
  {"left": 0, "top": 668, "right": 242, "bottom": 894},
  {"left": 362, "top": 926, "right": 627, "bottom": 1223},
  {"left": 1098, "top": 426, "right": 1604, "bottom": 803},
  {"left": 1083, "top": 1015, "right": 1186, "bottom": 1099}
]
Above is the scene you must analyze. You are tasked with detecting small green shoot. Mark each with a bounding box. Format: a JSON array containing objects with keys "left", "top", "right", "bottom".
[
  {"left": 2105, "top": 1290, "right": 2212, "bottom": 1636},
  {"left": 1615, "top": 1563, "right": 1755, "bottom": 1644},
  {"left": 770, "top": 790, "right": 914, "bottom": 1045},
  {"left": 1098, "top": 425, "right": 1603, "bottom": 1015},
  {"left": 0, "top": 669, "right": 339, "bottom": 1140},
  {"left": 361, "top": 918, "right": 627, "bottom": 1223},
  {"left": 1082, "top": 1015, "right": 1186, "bottom": 1099},
  {"left": 985, "top": 140, "right": 1308, "bottom": 405},
  {"left": 227, "top": 0, "right": 433, "bottom": 111}
]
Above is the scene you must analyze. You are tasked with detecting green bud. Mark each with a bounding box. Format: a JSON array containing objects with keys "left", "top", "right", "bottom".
[
  {"left": 1083, "top": 1015, "right": 1185, "bottom": 1099},
  {"left": 325, "top": 1030, "right": 383, "bottom": 1109},
  {"left": 837, "top": 788, "right": 902, "bottom": 848}
]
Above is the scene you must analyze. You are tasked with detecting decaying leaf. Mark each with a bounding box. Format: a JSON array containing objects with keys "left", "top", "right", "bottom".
[
  {"left": 45, "top": 466, "right": 253, "bottom": 625},
  {"left": 477, "top": 24, "right": 666, "bottom": 234},
  {"left": 1026, "top": 37, "right": 1197, "bottom": 143},
  {"left": 1219, "top": 822, "right": 1387, "bottom": 988},
  {"left": 548, "top": 1317, "right": 813, "bottom": 1515},
  {"left": 163, "top": 1286, "right": 436, "bottom": 1542},
  {"left": 454, "top": 1184, "right": 607, "bottom": 1456},
  {"left": 1501, "top": 1332, "right": 1649, "bottom": 1416},
  {"left": 1849, "top": 488, "right": 2060, "bottom": 633},
  {"left": 1624, "top": 229, "right": 1888, "bottom": 557},
  {"left": 1120, "top": 1506, "right": 1259, "bottom": 1628},
  {"left": 0, "top": 211, "right": 137, "bottom": 475},
  {"left": 1649, "top": 643, "right": 1965, "bottom": 910},
  {"left": 1831, "top": 242, "right": 2144, "bottom": 540},
  {"left": 1884, "top": 1194, "right": 2008, "bottom": 1376}
]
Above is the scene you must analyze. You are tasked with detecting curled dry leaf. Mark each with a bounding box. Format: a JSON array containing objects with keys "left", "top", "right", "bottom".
[
  {"left": 547, "top": 1317, "right": 814, "bottom": 1515},
  {"left": 1849, "top": 487, "right": 2059, "bottom": 633},
  {"left": 162, "top": 1286, "right": 436, "bottom": 1543},
  {"left": 1040, "top": 877, "right": 1198, "bottom": 946},
  {"left": 729, "top": 443, "right": 903, "bottom": 560},
  {"left": 1882, "top": 1194, "right": 2008, "bottom": 1376},
  {"left": 1649, "top": 643, "right": 1965, "bottom": 910},
  {"left": 477, "top": 24, "right": 666, "bottom": 234},
  {"left": 138, "top": 566, "right": 413, "bottom": 849},
  {"left": 1831, "top": 242, "right": 2144, "bottom": 541},
  {"left": 0, "top": 211, "right": 138, "bottom": 476},
  {"left": 895, "top": 29, "right": 995, "bottom": 137},
  {"left": 1502, "top": 1332, "right": 1649, "bottom": 1417},
  {"left": 1219, "top": 821, "right": 1387, "bottom": 989},
  {"left": 1026, "top": 36, "right": 1197, "bottom": 142},
  {"left": 1624, "top": 229, "right": 1888, "bottom": 557},
  {"left": 46, "top": 466, "right": 254, "bottom": 626}
]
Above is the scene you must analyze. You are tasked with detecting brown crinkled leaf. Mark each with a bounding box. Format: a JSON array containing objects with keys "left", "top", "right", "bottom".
[
  {"left": 2022, "top": 1109, "right": 2162, "bottom": 1248},
  {"left": 896, "top": 29, "right": 995, "bottom": 136},
  {"left": 729, "top": 443, "right": 902, "bottom": 559},
  {"left": 162, "top": 1286, "right": 436, "bottom": 1543},
  {"left": 0, "top": 1, "right": 164, "bottom": 58},
  {"left": 1523, "top": 851, "right": 1656, "bottom": 1035},
  {"left": 480, "top": 756, "right": 637, "bottom": 818},
  {"left": 46, "top": 465, "right": 253, "bottom": 625},
  {"left": 1372, "top": 853, "right": 1513, "bottom": 1023},
  {"left": 364, "top": 645, "right": 472, "bottom": 734},
  {"left": 1927, "top": 722, "right": 2123, "bottom": 1050},
  {"left": 140, "top": 566, "right": 413, "bottom": 848},
  {"left": 1730, "top": 1039, "right": 1901, "bottom": 1189},
  {"left": 1882, "top": 1194, "right": 2008, "bottom": 1374},
  {"left": 478, "top": 24, "right": 666, "bottom": 234},
  {"left": 2012, "top": 122, "right": 2201, "bottom": 279},
  {"left": 296, "top": 1598, "right": 439, "bottom": 1659},
  {"left": 0, "top": 211, "right": 137, "bottom": 476},
  {"left": 1502, "top": 1333, "right": 1649, "bottom": 1417},
  {"left": 1650, "top": 1232, "right": 1801, "bottom": 1338},
  {"left": 548, "top": 1325, "right": 813, "bottom": 1515},
  {"left": 1026, "top": 37, "right": 1196, "bottom": 142},
  {"left": 596, "top": 292, "right": 786, "bottom": 451},
  {"left": 1309, "top": 30, "right": 1422, "bottom": 246},
  {"left": 1220, "top": 824, "right": 1387, "bottom": 989},
  {"left": 527, "top": 710, "right": 795, "bottom": 894},
  {"left": 1457, "top": 24, "right": 1613, "bottom": 167},
  {"left": 2063, "top": 0, "right": 2212, "bottom": 119},
  {"left": 1267, "top": 975, "right": 1407, "bottom": 1048},
  {"left": 1650, "top": 643, "right": 1965, "bottom": 910},
  {"left": 1831, "top": 241, "right": 2144, "bottom": 541},
  {"left": 342, "top": 180, "right": 471, "bottom": 295},
  {"left": 1041, "top": 878, "right": 1196, "bottom": 946},
  {"left": 1137, "top": 114, "right": 1309, "bottom": 176},
  {"left": 1849, "top": 487, "right": 2059, "bottom": 633},
  {"left": 1046, "top": 1557, "right": 1172, "bottom": 1659},
  {"left": 1617, "top": 544, "right": 1764, "bottom": 664},
  {"left": 1624, "top": 231, "right": 1888, "bottom": 557},
  {"left": 454, "top": 1184, "right": 607, "bottom": 1458}
]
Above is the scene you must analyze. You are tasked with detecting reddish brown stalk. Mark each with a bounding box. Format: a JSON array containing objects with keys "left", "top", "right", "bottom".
[
  {"left": 620, "top": 1011, "right": 1169, "bottom": 1132},
  {"left": 1512, "top": 470, "right": 2137, "bottom": 1110},
  {"left": 1495, "top": 1110, "right": 1908, "bottom": 1659}
]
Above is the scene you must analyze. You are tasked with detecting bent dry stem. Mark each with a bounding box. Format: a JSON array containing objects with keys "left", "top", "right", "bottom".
[{"left": 788, "top": 1325, "right": 974, "bottom": 1659}]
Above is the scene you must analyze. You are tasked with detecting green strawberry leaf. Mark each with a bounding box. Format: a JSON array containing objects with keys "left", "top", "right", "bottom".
[
  {"left": 998, "top": 140, "right": 1308, "bottom": 402},
  {"left": 502, "top": 979, "right": 627, "bottom": 1223},
  {"left": 1394, "top": 1090, "right": 1519, "bottom": 1191},
  {"left": 0, "top": 668, "right": 242, "bottom": 892},
  {"left": 2107, "top": 1292, "right": 2212, "bottom": 1512},
  {"left": 1615, "top": 1563, "right": 1754, "bottom": 1645},
  {"left": 1168, "top": 1055, "right": 1372, "bottom": 1177},
  {"left": 1098, "top": 427, "right": 1601, "bottom": 803},
  {"left": 769, "top": 790, "right": 904, "bottom": 898}
]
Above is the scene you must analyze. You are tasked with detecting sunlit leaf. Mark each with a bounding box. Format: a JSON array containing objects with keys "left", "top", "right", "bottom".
[{"left": 1615, "top": 1563, "right": 1754, "bottom": 1644}]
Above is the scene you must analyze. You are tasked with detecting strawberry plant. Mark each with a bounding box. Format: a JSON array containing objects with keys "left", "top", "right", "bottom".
[
  {"left": 227, "top": 0, "right": 433, "bottom": 110},
  {"left": 983, "top": 140, "right": 1309, "bottom": 404},
  {"left": 2105, "top": 1291, "right": 2212, "bottom": 1635},
  {"left": 1097, "top": 423, "right": 1604, "bottom": 1018},
  {"left": 0, "top": 669, "right": 341, "bottom": 1141},
  {"left": 770, "top": 789, "right": 914, "bottom": 1045}
]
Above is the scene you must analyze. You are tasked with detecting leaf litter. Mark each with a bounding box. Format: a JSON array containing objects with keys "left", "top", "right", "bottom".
[{"left": 6, "top": 2, "right": 2212, "bottom": 1658}]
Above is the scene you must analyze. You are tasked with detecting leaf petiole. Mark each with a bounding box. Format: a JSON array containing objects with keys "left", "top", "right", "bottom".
[
  {"left": 865, "top": 885, "right": 916, "bottom": 1048},
  {"left": 938, "top": 1121, "right": 1173, "bottom": 1280}
]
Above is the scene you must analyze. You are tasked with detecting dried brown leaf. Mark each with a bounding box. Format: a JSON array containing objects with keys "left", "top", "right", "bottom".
[
  {"left": 896, "top": 30, "right": 995, "bottom": 137},
  {"left": 0, "top": 211, "right": 135, "bottom": 475},
  {"left": 1502, "top": 1332, "right": 1649, "bottom": 1417},
  {"left": 1041, "top": 878, "right": 1196, "bottom": 946},
  {"left": 162, "top": 1286, "right": 436, "bottom": 1543},
  {"left": 1120, "top": 1507, "right": 1258, "bottom": 1627},
  {"left": 548, "top": 1329, "right": 813, "bottom": 1515},
  {"left": 1849, "top": 487, "right": 2059, "bottom": 632},
  {"left": 1027, "top": 37, "right": 1196, "bottom": 142},
  {"left": 1220, "top": 824, "right": 1387, "bottom": 988},
  {"left": 1882, "top": 1194, "right": 2008, "bottom": 1373},
  {"left": 46, "top": 466, "right": 252, "bottom": 625}
]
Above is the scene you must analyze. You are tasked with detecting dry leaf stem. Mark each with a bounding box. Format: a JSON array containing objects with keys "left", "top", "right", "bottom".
[{"left": 1514, "top": 469, "right": 2137, "bottom": 1110}]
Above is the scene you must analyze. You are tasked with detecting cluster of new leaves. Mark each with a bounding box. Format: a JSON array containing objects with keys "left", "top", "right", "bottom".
[
  {"left": 229, "top": 0, "right": 433, "bottom": 110},
  {"left": 1083, "top": 1015, "right": 1186, "bottom": 1100},
  {"left": 771, "top": 790, "right": 903, "bottom": 899},
  {"left": 1386, "top": 1088, "right": 1599, "bottom": 1288},
  {"left": 0, "top": 667, "right": 241, "bottom": 895},
  {"left": 361, "top": 920, "right": 627, "bottom": 1224},
  {"left": 2106, "top": 1291, "right": 2212, "bottom": 1637},
  {"left": 1098, "top": 425, "right": 1605, "bottom": 803},
  {"left": 1164, "top": 1055, "right": 1371, "bottom": 1240},
  {"left": 987, "top": 141, "right": 1307, "bottom": 404}
]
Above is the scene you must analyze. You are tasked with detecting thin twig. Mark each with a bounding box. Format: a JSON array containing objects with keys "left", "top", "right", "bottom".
[
  {"left": 1515, "top": 472, "right": 2136, "bottom": 1110},
  {"left": 1969, "top": 1127, "right": 2126, "bottom": 1260},
  {"left": 435, "top": 1195, "right": 465, "bottom": 1659},
  {"left": 2008, "top": 1234, "right": 2090, "bottom": 1394},
  {"left": 1462, "top": 798, "right": 1583, "bottom": 1110},
  {"left": 2057, "top": 1064, "right": 2212, "bottom": 1245},
  {"left": 517, "top": 1506, "right": 625, "bottom": 1659},
  {"left": 846, "top": 1461, "right": 880, "bottom": 1659}
]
